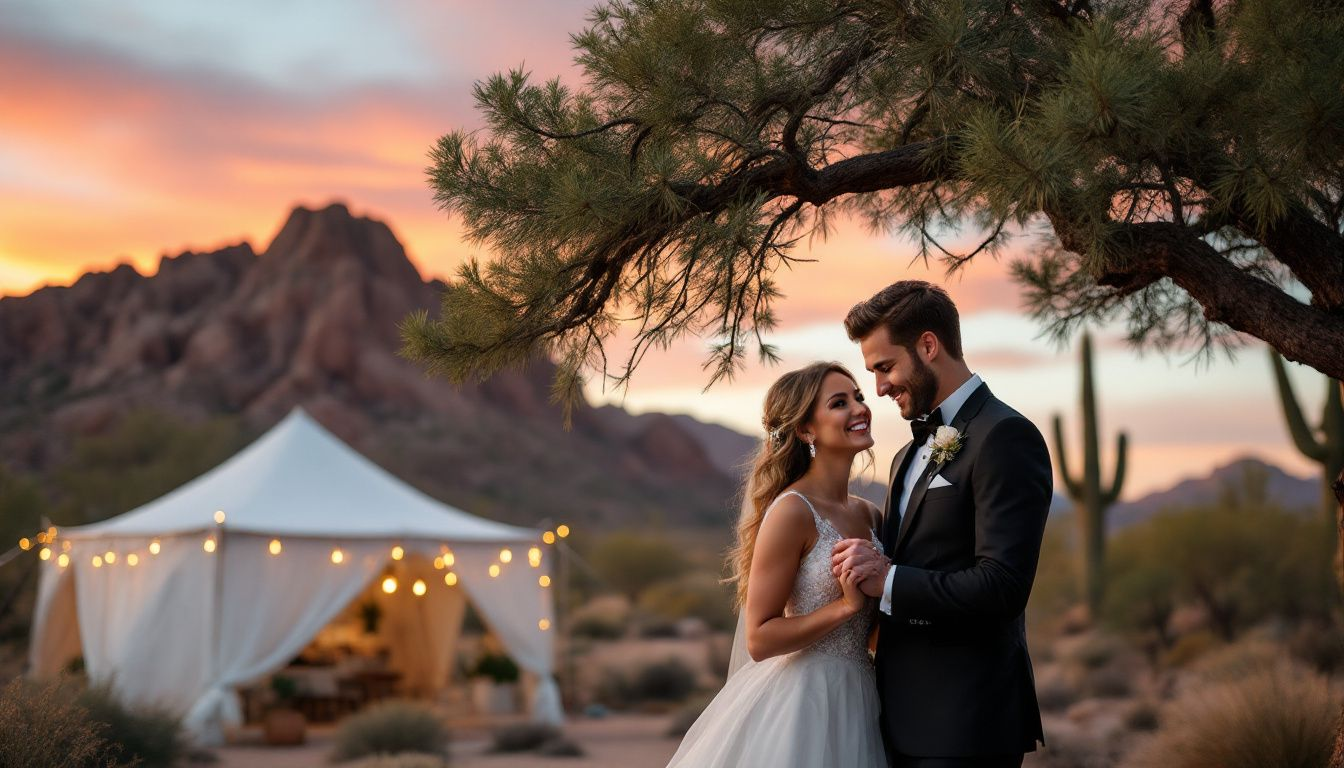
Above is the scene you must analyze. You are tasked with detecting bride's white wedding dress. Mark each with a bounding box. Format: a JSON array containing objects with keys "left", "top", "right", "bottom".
[{"left": 667, "top": 490, "right": 887, "bottom": 767}]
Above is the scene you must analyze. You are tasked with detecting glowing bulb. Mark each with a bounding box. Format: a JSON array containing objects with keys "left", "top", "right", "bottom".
[
  {"left": 269, "top": 539, "right": 283, "bottom": 556},
  {"left": 556, "top": 524, "right": 570, "bottom": 538},
  {"left": 92, "top": 556, "right": 103, "bottom": 568},
  {"left": 36, "top": 532, "right": 48, "bottom": 545},
  {"left": 538, "top": 619, "right": 551, "bottom": 631},
  {"left": 57, "top": 553, "right": 70, "bottom": 568},
  {"left": 444, "top": 572, "right": 458, "bottom": 586},
  {"left": 488, "top": 564, "right": 501, "bottom": 578},
  {"left": 331, "top": 548, "right": 345, "bottom": 564},
  {"left": 539, "top": 575, "right": 551, "bottom": 588},
  {"left": 127, "top": 554, "right": 139, "bottom": 567},
  {"left": 214, "top": 510, "right": 226, "bottom": 525},
  {"left": 528, "top": 547, "right": 542, "bottom": 567},
  {"left": 412, "top": 579, "right": 427, "bottom": 597},
  {"left": 104, "top": 551, "right": 117, "bottom": 564},
  {"left": 61, "top": 540, "right": 71, "bottom": 552},
  {"left": 203, "top": 538, "right": 216, "bottom": 553},
  {"left": 47, "top": 526, "right": 56, "bottom": 539},
  {"left": 542, "top": 531, "right": 556, "bottom": 545},
  {"left": 38, "top": 547, "right": 51, "bottom": 561},
  {"left": 442, "top": 552, "right": 455, "bottom": 568},
  {"left": 433, "top": 556, "right": 444, "bottom": 570},
  {"left": 18, "top": 538, "right": 31, "bottom": 551},
  {"left": 149, "top": 540, "right": 161, "bottom": 555},
  {"left": 499, "top": 548, "right": 513, "bottom": 564},
  {"left": 382, "top": 577, "right": 398, "bottom": 594},
  {"left": 391, "top": 545, "right": 404, "bottom": 561}
]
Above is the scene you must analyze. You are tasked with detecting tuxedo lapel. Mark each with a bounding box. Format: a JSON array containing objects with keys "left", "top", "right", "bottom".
[
  {"left": 892, "top": 382, "right": 994, "bottom": 554},
  {"left": 883, "top": 442, "right": 916, "bottom": 553}
]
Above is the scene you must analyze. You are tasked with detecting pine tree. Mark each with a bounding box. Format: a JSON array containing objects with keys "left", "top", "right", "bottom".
[{"left": 403, "top": 0, "right": 1344, "bottom": 404}]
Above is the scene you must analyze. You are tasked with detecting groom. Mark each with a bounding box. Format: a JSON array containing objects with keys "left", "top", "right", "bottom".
[{"left": 832, "top": 281, "right": 1052, "bottom": 768}]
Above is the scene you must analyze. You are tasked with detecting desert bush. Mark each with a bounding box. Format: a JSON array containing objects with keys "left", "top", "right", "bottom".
[
  {"left": 535, "top": 735, "right": 583, "bottom": 757},
  {"left": 1035, "top": 674, "right": 1080, "bottom": 713},
  {"left": 0, "top": 678, "right": 116, "bottom": 768},
  {"left": 664, "top": 696, "right": 711, "bottom": 738},
  {"left": 332, "top": 701, "right": 449, "bottom": 763},
  {"left": 569, "top": 596, "right": 629, "bottom": 640},
  {"left": 571, "top": 614, "right": 625, "bottom": 640},
  {"left": 1122, "top": 663, "right": 1333, "bottom": 768},
  {"left": 1081, "top": 664, "right": 1132, "bottom": 699},
  {"left": 1184, "top": 639, "right": 1282, "bottom": 686},
  {"left": 1124, "top": 700, "right": 1160, "bottom": 732},
  {"left": 586, "top": 533, "right": 688, "bottom": 602},
  {"left": 79, "top": 684, "right": 186, "bottom": 768},
  {"left": 342, "top": 756, "right": 448, "bottom": 768},
  {"left": 637, "top": 575, "right": 734, "bottom": 632},
  {"left": 1161, "top": 631, "right": 1222, "bottom": 669},
  {"left": 490, "top": 722, "right": 561, "bottom": 753},
  {"left": 594, "top": 658, "right": 697, "bottom": 709},
  {"left": 1287, "top": 619, "right": 1344, "bottom": 674}
]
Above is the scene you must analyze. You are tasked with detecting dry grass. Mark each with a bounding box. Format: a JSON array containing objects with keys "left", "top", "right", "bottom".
[
  {"left": 0, "top": 677, "right": 118, "bottom": 768},
  {"left": 331, "top": 701, "right": 449, "bottom": 763},
  {"left": 1122, "top": 662, "right": 1334, "bottom": 768}
]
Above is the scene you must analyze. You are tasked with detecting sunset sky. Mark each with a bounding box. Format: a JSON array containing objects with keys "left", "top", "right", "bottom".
[{"left": 0, "top": 1, "right": 1329, "bottom": 498}]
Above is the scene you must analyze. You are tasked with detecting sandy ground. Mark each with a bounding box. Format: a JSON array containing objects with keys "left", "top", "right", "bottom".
[{"left": 215, "top": 714, "right": 680, "bottom": 768}]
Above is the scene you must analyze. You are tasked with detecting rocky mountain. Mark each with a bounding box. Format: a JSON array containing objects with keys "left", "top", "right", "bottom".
[
  {"left": 0, "top": 203, "right": 743, "bottom": 530},
  {"left": 1105, "top": 457, "right": 1319, "bottom": 529}
]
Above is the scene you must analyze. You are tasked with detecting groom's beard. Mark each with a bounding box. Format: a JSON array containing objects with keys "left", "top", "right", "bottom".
[{"left": 906, "top": 354, "right": 940, "bottom": 419}]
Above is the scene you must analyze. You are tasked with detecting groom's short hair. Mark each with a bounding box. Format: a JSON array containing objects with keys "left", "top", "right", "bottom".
[{"left": 844, "top": 281, "right": 964, "bottom": 360}]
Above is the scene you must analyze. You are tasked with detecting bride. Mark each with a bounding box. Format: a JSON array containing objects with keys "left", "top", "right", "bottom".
[{"left": 667, "top": 362, "right": 887, "bottom": 767}]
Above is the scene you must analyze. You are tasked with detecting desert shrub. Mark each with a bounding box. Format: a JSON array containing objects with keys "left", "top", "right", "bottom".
[
  {"left": 342, "top": 756, "right": 448, "bottom": 768},
  {"left": 79, "top": 684, "right": 186, "bottom": 768},
  {"left": 536, "top": 735, "right": 583, "bottom": 757},
  {"left": 0, "top": 678, "right": 116, "bottom": 768},
  {"left": 664, "top": 696, "right": 711, "bottom": 738},
  {"left": 569, "top": 596, "right": 629, "bottom": 640},
  {"left": 586, "top": 533, "right": 688, "bottom": 602},
  {"left": 1122, "top": 664, "right": 1333, "bottom": 768},
  {"left": 1161, "top": 631, "right": 1222, "bottom": 669},
  {"left": 1081, "top": 664, "right": 1132, "bottom": 699},
  {"left": 637, "top": 575, "right": 734, "bottom": 632},
  {"left": 1026, "top": 517, "right": 1081, "bottom": 628},
  {"left": 571, "top": 614, "right": 624, "bottom": 640},
  {"left": 332, "top": 701, "right": 449, "bottom": 763},
  {"left": 1287, "top": 619, "right": 1344, "bottom": 674},
  {"left": 1184, "top": 639, "right": 1282, "bottom": 686},
  {"left": 1035, "top": 675, "right": 1079, "bottom": 713},
  {"left": 1124, "top": 701, "right": 1160, "bottom": 732},
  {"left": 490, "top": 722, "right": 561, "bottom": 753},
  {"left": 594, "top": 658, "right": 697, "bottom": 709}
]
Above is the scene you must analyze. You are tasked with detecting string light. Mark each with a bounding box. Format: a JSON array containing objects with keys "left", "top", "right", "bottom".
[
  {"left": 444, "top": 572, "right": 458, "bottom": 587},
  {"left": 538, "top": 619, "right": 551, "bottom": 631},
  {"left": 539, "top": 575, "right": 551, "bottom": 588},
  {"left": 127, "top": 554, "right": 139, "bottom": 567},
  {"left": 331, "top": 548, "right": 345, "bottom": 565},
  {"left": 203, "top": 538, "right": 216, "bottom": 554},
  {"left": 412, "top": 579, "right": 427, "bottom": 597},
  {"left": 499, "top": 548, "right": 513, "bottom": 564},
  {"left": 61, "top": 540, "right": 71, "bottom": 552},
  {"left": 442, "top": 552, "right": 455, "bottom": 568},
  {"left": 433, "top": 556, "right": 445, "bottom": 570},
  {"left": 47, "top": 526, "right": 56, "bottom": 539},
  {"left": 92, "top": 556, "right": 103, "bottom": 568},
  {"left": 528, "top": 547, "right": 542, "bottom": 567},
  {"left": 149, "top": 540, "right": 161, "bottom": 555},
  {"left": 381, "top": 577, "right": 398, "bottom": 594},
  {"left": 488, "top": 564, "right": 501, "bottom": 578},
  {"left": 36, "top": 532, "right": 48, "bottom": 545},
  {"left": 213, "top": 510, "right": 226, "bottom": 525},
  {"left": 268, "top": 539, "right": 283, "bottom": 556},
  {"left": 542, "top": 531, "right": 556, "bottom": 545},
  {"left": 556, "top": 524, "right": 570, "bottom": 538},
  {"left": 18, "top": 538, "right": 31, "bottom": 551},
  {"left": 391, "top": 545, "right": 404, "bottom": 561},
  {"left": 57, "top": 553, "right": 69, "bottom": 568},
  {"left": 104, "top": 551, "right": 117, "bottom": 565},
  {"left": 38, "top": 547, "right": 51, "bottom": 561}
]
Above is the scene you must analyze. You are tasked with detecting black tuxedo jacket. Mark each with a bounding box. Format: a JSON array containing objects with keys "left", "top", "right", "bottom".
[{"left": 875, "top": 382, "right": 1051, "bottom": 757}]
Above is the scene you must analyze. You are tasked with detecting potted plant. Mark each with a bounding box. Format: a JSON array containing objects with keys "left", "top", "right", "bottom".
[
  {"left": 359, "top": 600, "right": 382, "bottom": 635},
  {"left": 263, "top": 675, "right": 306, "bottom": 746},
  {"left": 469, "top": 652, "right": 521, "bottom": 715}
]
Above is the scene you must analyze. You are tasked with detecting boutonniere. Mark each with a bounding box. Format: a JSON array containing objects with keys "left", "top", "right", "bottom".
[{"left": 929, "top": 426, "right": 963, "bottom": 465}]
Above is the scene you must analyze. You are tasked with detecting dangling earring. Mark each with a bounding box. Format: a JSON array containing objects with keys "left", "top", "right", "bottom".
[{"left": 807, "top": 439, "right": 816, "bottom": 459}]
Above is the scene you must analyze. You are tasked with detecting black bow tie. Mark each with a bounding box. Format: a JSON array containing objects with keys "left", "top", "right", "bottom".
[{"left": 910, "top": 410, "right": 945, "bottom": 445}]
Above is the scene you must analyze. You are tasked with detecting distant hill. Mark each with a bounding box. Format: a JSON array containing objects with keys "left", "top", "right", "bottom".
[
  {"left": 1105, "top": 456, "right": 1319, "bottom": 529},
  {"left": 0, "top": 203, "right": 741, "bottom": 530}
]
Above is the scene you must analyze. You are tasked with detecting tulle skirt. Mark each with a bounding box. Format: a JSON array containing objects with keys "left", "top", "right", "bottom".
[{"left": 667, "top": 650, "right": 887, "bottom": 768}]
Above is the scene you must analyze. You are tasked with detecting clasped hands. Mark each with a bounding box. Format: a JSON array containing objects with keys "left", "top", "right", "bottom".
[{"left": 831, "top": 539, "right": 889, "bottom": 598}]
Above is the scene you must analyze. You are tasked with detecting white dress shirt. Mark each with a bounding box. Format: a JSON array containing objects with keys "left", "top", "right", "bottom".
[{"left": 879, "top": 373, "right": 983, "bottom": 615}]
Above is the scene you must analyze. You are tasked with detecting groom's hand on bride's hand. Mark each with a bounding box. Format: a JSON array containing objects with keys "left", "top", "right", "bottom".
[{"left": 831, "top": 539, "right": 889, "bottom": 598}]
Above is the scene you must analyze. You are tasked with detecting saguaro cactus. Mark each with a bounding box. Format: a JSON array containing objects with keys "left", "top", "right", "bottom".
[
  {"left": 1270, "top": 351, "right": 1344, "bottom": 522},
  {"left": 1053, "top": 332, "right": 1128, "bottom": 617}
]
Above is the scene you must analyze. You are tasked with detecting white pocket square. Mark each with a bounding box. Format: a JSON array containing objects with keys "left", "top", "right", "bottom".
[{"left": 928, "top": 474, "right": 952, "bottom": 489}]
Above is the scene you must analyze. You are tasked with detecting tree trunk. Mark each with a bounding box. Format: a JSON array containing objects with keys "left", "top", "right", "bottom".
[{"left": 1330, "top": 382, "right": 1344, "bottom": 768}]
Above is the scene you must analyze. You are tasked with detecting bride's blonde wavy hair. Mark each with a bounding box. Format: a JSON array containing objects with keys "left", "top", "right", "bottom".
[{"left": 725, "top": 361, "right": 866, "bottom": 609}]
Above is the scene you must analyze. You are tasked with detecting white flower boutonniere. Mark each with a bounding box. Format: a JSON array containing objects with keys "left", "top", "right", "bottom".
[{"left": 929, "top": 426, "right": 963, "bottom": 465}]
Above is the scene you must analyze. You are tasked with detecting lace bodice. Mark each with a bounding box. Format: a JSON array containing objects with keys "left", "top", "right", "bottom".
[{"left": 777, "top": 490, "right": 880, "bottom": 666}]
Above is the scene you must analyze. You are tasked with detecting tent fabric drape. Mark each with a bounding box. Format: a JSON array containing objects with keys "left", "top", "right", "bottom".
[{"left": 383, "top": 552, "right": 467, "bottom": 697}]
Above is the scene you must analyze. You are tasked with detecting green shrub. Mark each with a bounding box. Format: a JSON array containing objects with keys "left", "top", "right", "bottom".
[
  {"left": 596, "top": 658, "right": 697, "bottom": 709},
  {"left": 0, "top": 678, "right": 116, "bottom": 768},
  {"left": 469, "top": 654, "right": 519, "bottom": 684},
  {"left": 79, "top": 684, "right": 186, "bottom": 768},
  {"left": 332, "top": 701, "right": 449, "bottom": 763},
  {"left": 1121, "top": 664, "right": 1333, "bottom": 768},
  {"left": 490, "top": 722, "right": 561, "bottom": 752},
  {"left": 587, "top": 534, "right": 689, "bottom": 602},
  {"left": 570, "top": 614, "right": 624, "bottom": 640},
  {"left": 637, "top": 576, "right": 734, "bottom": 632}
]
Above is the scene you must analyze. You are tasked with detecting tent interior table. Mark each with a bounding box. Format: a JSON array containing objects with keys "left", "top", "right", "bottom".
[{"left": 27, "top": 408, "right": 562, "bottom": 745}]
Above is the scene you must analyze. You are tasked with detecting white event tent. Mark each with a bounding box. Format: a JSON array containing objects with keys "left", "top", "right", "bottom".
[{"left": 28, "top": 408, "right": 560, "bottom": 744}]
